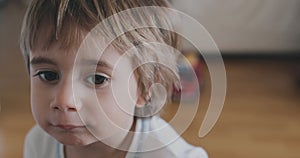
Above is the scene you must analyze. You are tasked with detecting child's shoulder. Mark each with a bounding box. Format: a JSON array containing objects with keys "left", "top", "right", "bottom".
[
  {"left": 25, "top": 125, "right": 48, "bottom": 141},
  {"left": 131, "top": 116, "right": 208, "bottom": 158},
  {"left": 24, "top": 125, "right": 63, "bottom": 158}
]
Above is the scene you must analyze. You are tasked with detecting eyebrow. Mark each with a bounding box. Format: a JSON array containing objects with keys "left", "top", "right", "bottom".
[
  {"left": 80, "top": 59, "right": 112, "bottom": 69},
  {"left": 30, "top": 57, "right": 112, "bottom": 69},
  {"left": 30, "top": 57, "right": 57, "bottom": 66}
]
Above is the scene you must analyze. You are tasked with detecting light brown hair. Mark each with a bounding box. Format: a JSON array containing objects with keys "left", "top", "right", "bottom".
[{"left": 20, "top": 0, "right": 180, "bottom": 113}]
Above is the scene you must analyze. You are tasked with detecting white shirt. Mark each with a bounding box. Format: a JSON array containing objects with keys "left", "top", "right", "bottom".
[{"left": 24, "top": 116, "right": 208, "bottom": 158}]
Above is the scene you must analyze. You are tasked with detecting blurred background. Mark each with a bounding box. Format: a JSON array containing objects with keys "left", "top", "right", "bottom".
[{"left": 0, "top": 0, "right": 300, "bottom": 158}]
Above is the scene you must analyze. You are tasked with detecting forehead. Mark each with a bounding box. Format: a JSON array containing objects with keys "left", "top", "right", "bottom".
[
  {"left": 31, "top": 38, "right": 118, "bottom": 58},
  {"left": 32, "top": 22, "right": 109, "bottom": 55},
  {"left": 31, "top": 19, "right": 86, "bottom": 53},
  {"left": 29, "top": 14, "right": 133, "bottom": 69},
  {"left": 30, "top": 37, "right": 132, "bottom": 71},
  {"left": 31, "top": 17, "right": 127, "bottom": 58}
]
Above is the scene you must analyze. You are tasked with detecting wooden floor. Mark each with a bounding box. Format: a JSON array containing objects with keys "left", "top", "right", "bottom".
[{"left": 1, "top": 2, "right": 300, "bottom": 158}]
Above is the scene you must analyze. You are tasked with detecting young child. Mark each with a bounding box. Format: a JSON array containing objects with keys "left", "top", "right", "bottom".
[{"left": 20, "top": 0, "right": 208, "bottom": 157}]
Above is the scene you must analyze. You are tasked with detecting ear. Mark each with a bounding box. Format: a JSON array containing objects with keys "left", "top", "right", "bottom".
[
  {"left": 136, "top": 87, "right": 146, "bottom": 108},
  {"left": 134, "top": 71, "right": 148, "bottom": 107},
  {"left": 134, "top": 70, "right": 152, "bottom": 108},
  {"left": 135, "top": 81, "right": 152, "bottom": 108}
]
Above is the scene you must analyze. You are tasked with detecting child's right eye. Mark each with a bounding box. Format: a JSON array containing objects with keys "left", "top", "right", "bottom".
[{"left": 34, "top": 71, "right": 59, "bottom": 83}]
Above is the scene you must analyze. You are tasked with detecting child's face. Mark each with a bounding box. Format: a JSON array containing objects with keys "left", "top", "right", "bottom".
[{"left": 29, "top": 39, "right": 140, "bottom": 147}]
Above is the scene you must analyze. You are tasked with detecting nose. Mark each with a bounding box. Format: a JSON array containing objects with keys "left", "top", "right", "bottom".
[{"left": 51, "top": 79, "right": 81, "bottom": 112}]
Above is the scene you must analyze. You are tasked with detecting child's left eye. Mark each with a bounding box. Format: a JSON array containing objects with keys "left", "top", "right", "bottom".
[{"left": 85, "top": 73, "right": 110, "bottom": 86}]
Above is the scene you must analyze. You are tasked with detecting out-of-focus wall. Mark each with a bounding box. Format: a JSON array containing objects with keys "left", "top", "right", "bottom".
[{"left": 172, "top": 0, "right": 300, "bottom": 53}]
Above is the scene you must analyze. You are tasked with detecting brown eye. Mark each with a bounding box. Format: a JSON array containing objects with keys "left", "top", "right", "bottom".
[
  {"left": 86, "top": 73, "right": 110, "bottom": 85},
  {"left": 34, "top": 71, "right": 59, "bottom": 82}
]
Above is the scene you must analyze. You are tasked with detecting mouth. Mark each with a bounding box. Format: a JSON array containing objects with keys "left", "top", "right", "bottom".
[{"left": 53, "top": 124, "right": 86, "bottom": 130}]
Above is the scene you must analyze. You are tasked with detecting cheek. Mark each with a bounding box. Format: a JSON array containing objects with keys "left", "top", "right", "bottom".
[
  {"left": 30, "top": 80, "right": 50, "bottom": 124},
  {"left": 79, "top": 91, "right": 133, "bottom": 142},
  {"left": 30, "top": 81, "right": 46, "bottom": 124},
  {"left": 98, "top": 91, "right": 134, "bottom": 128},
  {"left": 108, "top": 70, "right": 138, "bottom": 116},
  {"left": 77, "top": 87, "right": 134, "bottom": 130}
]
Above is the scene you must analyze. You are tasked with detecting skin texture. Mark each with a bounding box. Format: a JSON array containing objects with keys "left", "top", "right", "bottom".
[{"left": 29, "top": 39, "right": 144, "bottom": 157}]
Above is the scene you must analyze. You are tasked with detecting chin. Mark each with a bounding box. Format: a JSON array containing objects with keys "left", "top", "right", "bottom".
[{"left": 53, "top": 132, "right": 97, "bottom": 146}]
